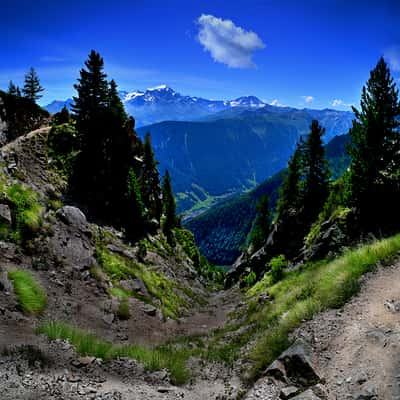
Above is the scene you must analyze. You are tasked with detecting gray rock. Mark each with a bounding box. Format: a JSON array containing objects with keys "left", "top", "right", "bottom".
[
  {"left": 353, "top": 382, "right": 379, "bottom": 400},
  {"left": 71, "top": 356, "right": 96, "bottom": 368},
  {"left": 142, "top": 304, "right": 157, "bottom": 316},
  {"left": 384, "top": 299, "right": 400, "bottom": 313},
  {"left": 119, "top": 278, "right": 149, "bottom": 297},
  {"left": 0, "top": 204, "right": 12, "bottom": 226},
  {"left": 366, "top": 329, "right": 387, "bottom": 347},
  {"left": 269, "top": 339, "right": 321, "bottom": 387},
  {"left": 280, "top": 386, "right": 300, "bottom": 399},
  {"left": 56, "top": 206, "right": 87, "bottom": 229},
  {"left": 266, "top": 359, "right": 287, "bottom": 383},
  {"left": 354, "top": 372, "right": 368, "bottom": 385},
  {"left": 309, "top": 384, "right": 328, "bottom": 400},
  {"left": 102, "top": 313, "right": 114, "bottom": 325},
  {"left": 291, "top": 389, "right": 321, "bottom": 399}
]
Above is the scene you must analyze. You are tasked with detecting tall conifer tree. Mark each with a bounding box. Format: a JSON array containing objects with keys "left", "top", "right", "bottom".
[
  {"left": 162, "top": 170, "right": 176, "bottom": 243},
  {"left": 347, "top": 57, "right": 400, "bottom": 231},
  {"left": 142, "top": 133, "right": 162, "bottom": 221},
  {"left": 22, "top": 67, "right": 44, "bottom": 102},
  {"left": 302, "top": 120, "right": 330, "bottom": 226}
]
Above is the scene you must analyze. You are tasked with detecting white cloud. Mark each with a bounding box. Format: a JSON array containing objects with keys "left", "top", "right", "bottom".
[
  {"left": 332, "top": 99, "right": 345, "bottom": 107},
  {"left": 302, "top": 95, "right": 314, "bottom": 104},
  {"left": 384, "top": 46, "right": 400, "bottom": 71},
  {"left": 331, "top": 99, "right": 354, "bottom": 108},
  {"left": 269, "top": 99, "right": 285, "bottom": 107},
  {"left": 196, "top": 14, "right": 265, "bottom": 69}
]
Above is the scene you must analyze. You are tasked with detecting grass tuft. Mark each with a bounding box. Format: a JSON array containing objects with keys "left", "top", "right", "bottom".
[
  {"left": 37, "top": 321, "right": 190, "bottom": 384},
  {"left": 96, "top": 246, "right": 187, "bottom": 319},
  {"left": 6, "top": 183, "right": 43, "bottom": 241},
  {"left": 8, "top": 269, "right": 47, "bottom": 314}
]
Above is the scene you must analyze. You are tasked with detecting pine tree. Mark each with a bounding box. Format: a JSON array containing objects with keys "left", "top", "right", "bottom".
[
  {"left": 125, "top": 168, "right": 146, "bottom": 238},
  {"left": 249, "top": 194, "right": 271, "bottom": 252},
  {"left": 70, "top": 50, "right": 111, "bottom": 207},
  {"left": 347, "top": 57, "right": 400, "bottom": 232},
  {"left": 53, "top": 105, "right": 70, "bottom": 125},
  {"left": 142, "top": 133, "right": 162, "bottom": 221},
  {"left": 276, "top": 146, "right": 302, "bottom": 221},
  {"left": 302, "top": 119, "right": 330, "bottom": 225},
  {"left": 8, "top": 81, "right": 20, "bottom": 97},
  {"left": 162, "top": 170, "right": 176, "bottom": 244},
  {"left": 22, "top": 67, "right": 44, "bottom": 102}
]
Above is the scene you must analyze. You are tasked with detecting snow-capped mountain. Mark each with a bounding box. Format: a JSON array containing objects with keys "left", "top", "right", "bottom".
[
  {"left": 118, "top": 85, "right": 269, "bottom": 126},
  {"left": 44, "top": 86, "right": 353, "bottom": 133},
  {"left": 44, "top": 85, "right": 268, "bottom": 127}
]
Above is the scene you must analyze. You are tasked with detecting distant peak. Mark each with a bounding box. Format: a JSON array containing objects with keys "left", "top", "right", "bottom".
[{"left": 147, "top": 84, "right": 172, "bottom": 92}]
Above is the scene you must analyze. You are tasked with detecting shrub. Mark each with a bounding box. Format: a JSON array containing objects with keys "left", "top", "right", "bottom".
[
  {"left": 8, "top": 270, "right": 47, "bottom": 314},
  {"left": 269, "top": 255, "right": 287, "bottom": 283},
  {"left": 6, "top": 183, "right": 43, "bottom": 241},
  {"left": 242, "top": 271, "right": 257, "bottom": 287},
  {"left": 117, "top": 301, "right": 130, "bottom": 320},
  {"left": 47, "top": 123, "right": 78, "bottom": 178}
]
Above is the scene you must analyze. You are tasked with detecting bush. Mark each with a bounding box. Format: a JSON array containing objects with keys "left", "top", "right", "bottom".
[
  {"left": 7, "top": 183, "right": 43, "bottom": 242},
  {"left": 47, "top": 123, "right": 78, "bottom": 178},
  {"left": 269, "top": 255, "right": 287, "bottom": 284},
  {"left": 8, "top": 269, "right": 47, "bottom": 314},
  {"left": 242, "top": 271, "right": 257, "bottom": 287},
  {"left": 117, "top": 301, "right": 130, "bottom": 320}
]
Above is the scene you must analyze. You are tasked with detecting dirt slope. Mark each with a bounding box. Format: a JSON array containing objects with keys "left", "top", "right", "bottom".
[{"left": 245, "top": 260, "right": 400, "bottom": 400}]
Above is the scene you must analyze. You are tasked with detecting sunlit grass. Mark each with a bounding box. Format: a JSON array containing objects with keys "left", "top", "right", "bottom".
[
  {"left": 246, "top": 233, "right": 400, "bottom": 381},
  {"left": 96, "top": 246, "right": 187, "bottom": 319},
  {"left": 37, "top": 321, "right": 190, "bottom": 384},
  {"left": 8, "top": 269, "right": 47, "bottom": 314}
]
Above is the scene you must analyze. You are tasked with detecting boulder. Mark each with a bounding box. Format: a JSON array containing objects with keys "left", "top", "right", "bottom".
[
  {"left": 142, "top": 304, "right": 157, "bottom": 316},
  {"left": 0, "top": 204, "right": 12, "bottom": 226},
  {"left": 353, "top": 382, "right": 379, "bottom": 400},
  {"left": 71, "top": 356, "right": 96, "bottom": 368},
  {"left": 120, "top": 278, "right": 149, "bottom": 297},
  {"left": 280, "top": 386, "right": 300, "bottom": 399},
  {"left": 56, "top": 206, "right": 87, "bottom": 229},
  {"left": 266, "top": 359, "right": 287, "bottom": 382},
  {"left": 291, "top": 389, "right": 321, "bottom": 399},
  {"left": 266, "top": 339, "right": 321, "bottom": 387},
  {"left": 102, "top": 313, "right": 114, "bottom": 325}
]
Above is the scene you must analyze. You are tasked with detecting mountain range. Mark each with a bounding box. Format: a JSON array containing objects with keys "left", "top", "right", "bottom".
[
  {"left": 136, "top": 106, "right": 353, "bottom": 213},
  {"left": 44, "top": 85, "right": 269, "bottom": 127},
  {"left": 45, "top": 86, "right": 354, "bottom": 214}
]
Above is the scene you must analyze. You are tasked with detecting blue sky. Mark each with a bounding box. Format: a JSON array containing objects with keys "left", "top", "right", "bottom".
[{"left": 1, "top": 0, "right": 400, "bottom": 109}]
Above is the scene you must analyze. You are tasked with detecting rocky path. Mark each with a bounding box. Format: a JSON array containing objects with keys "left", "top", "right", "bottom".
[
  {"left": 245, "top": 259, "right": 400, "bottom": 400},
  {"left": 299, "top": 260, "right": 400, "bottom": 399},
  {"left": 0, "top": 288, "right": 242, "bottom": 400}
]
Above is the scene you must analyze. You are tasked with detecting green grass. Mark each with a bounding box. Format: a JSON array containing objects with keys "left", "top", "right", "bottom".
[
  {"left": 6, "top": 183, "right": 43, "bottom": 241},
  {"left": 245, "top": 233, "right": 400, "bottom": 381},
  {"left": 8, "top": 269, "right": 47, "bottom": 314},
  {"left": 96, "top": 246, "right": 187, "bottom": 319},
  {"left": 37, "top": 321, "right": 190, "bottom": 384}
]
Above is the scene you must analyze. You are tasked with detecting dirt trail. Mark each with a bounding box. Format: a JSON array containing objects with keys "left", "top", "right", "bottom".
[
  {"left": 245, "top": 259, "right": 400, "bottom": 399},
  {"left": 299, "top": 260, "right": 400, "bottom": 399}
]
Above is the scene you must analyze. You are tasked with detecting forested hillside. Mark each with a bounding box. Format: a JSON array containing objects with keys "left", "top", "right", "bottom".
[
  {"left": 137, "top": 107, "right": 353, "bottom": 213},
  {"left": 185, "top": 133, "right": 351, "bottom": 265}
]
